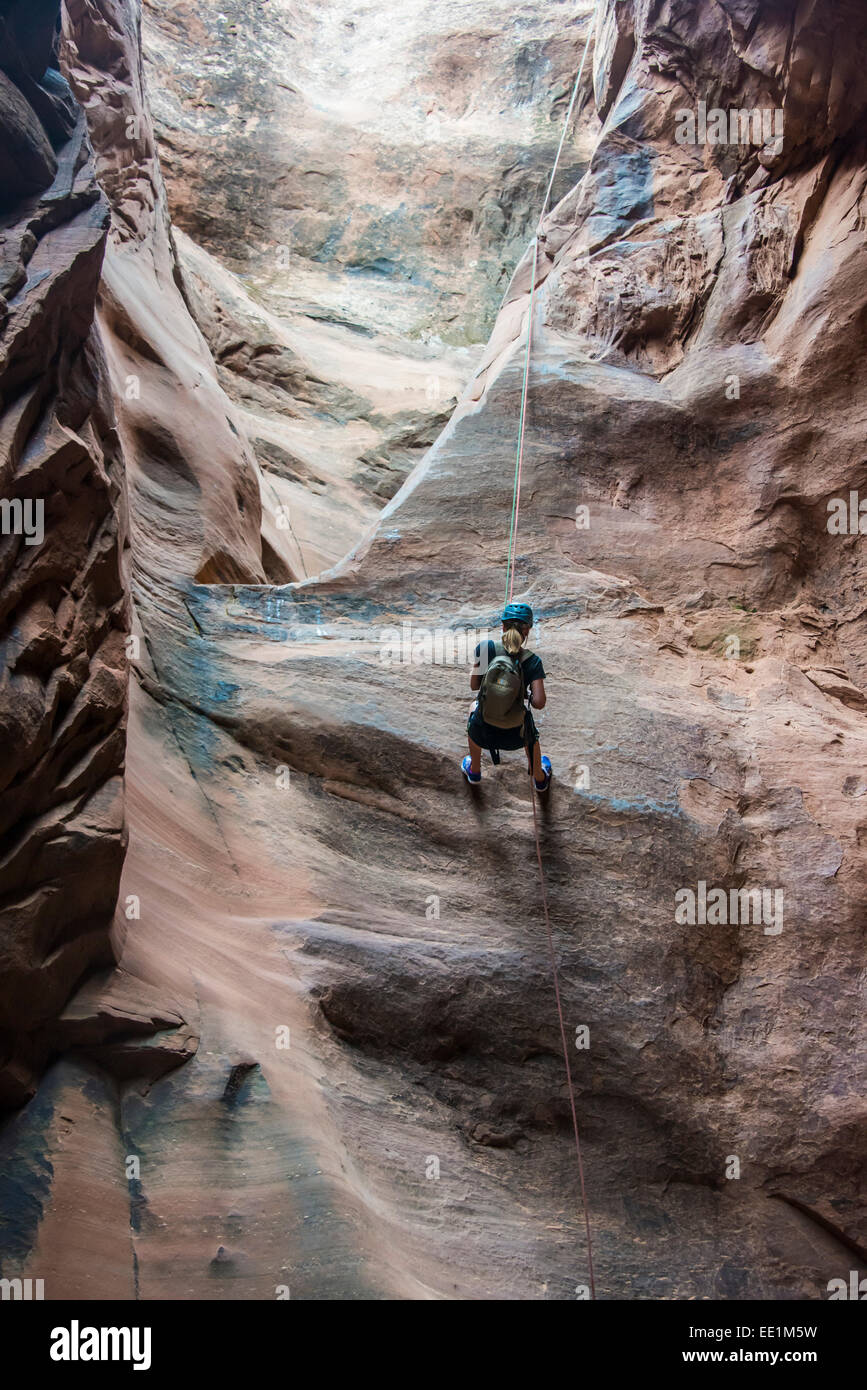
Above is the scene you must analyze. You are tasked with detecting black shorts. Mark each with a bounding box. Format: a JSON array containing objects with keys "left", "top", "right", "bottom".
[{"left": 467, "top": 705, "right": 538, "bottom": 752}]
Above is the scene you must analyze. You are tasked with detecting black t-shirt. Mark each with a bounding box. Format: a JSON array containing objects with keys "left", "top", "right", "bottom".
[{"left": 474, "top": 642, "right": 545, "bottom": 693}]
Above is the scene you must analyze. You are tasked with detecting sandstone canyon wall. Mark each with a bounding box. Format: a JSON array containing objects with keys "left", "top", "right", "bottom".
[
  {"left": 0, "top": 0, "right": 865, "bottom": 1302},
  {"left": 0, "top": 0, "right": 128, "bottom": 1110}
]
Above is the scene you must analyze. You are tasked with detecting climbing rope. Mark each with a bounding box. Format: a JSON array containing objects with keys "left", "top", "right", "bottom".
[
  {"left": 504, "top": 7, "right": 595, "bottom": 606},
  {"left": 540, "top": 11, "right": 596, "bottom": 225},
  {"left": 507, "top": 7, "right": 598, "bottom": 1298},
  {"left": 504, "top": 234, "right": 538, "bottom": 607},
  {"left": 530, "top": 780, "right": 597, "bottom": 1299}
]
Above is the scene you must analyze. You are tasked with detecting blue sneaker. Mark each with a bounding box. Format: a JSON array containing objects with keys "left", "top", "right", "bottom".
[
  {"left": 461, "top": 756, "right": 481, "bottom": 785},
  {"left": 533, "top": 756, "right": 552, "bottom": 793}
]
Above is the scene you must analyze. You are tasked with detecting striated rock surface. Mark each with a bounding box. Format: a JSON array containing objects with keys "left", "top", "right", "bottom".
[
  {"left": 0, "top": 0, "right": 127, "bottom": 1107},
  {"left": 0, "top": 0, "right": 198, "bottom": 1118},
  {"left": 61, "top": 0, "right": 269, "bottom": 590},
  {"left": 1, "top": 0, "right": 866, "bottom": 1302}
]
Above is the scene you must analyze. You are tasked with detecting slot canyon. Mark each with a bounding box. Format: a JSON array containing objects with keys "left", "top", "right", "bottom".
[{"left": 0, "top": 0, "right": 865, "bottom": 1307}]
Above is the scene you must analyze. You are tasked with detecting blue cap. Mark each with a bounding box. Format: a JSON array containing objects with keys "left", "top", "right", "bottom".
[{"left": 501, "top": 603, "right": 534, "bottom": 626}]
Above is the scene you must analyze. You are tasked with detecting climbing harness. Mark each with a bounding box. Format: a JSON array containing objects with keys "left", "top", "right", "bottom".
[{"left": 505, "top": 9, "right": 597, "bottom": 1299}]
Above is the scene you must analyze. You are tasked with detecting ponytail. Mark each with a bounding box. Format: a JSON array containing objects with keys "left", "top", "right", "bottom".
[{"left": 502, "top": 626, "right": 523, "bottom": 657}]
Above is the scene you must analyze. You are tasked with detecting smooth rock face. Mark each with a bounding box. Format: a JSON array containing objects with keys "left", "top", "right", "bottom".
[
  {"left": 142, "top": 0, "right": 598, "bottom": 345},
  {"left": 1, "top": 0, "right": 866, "bottom": 1301},
  {"left": 140, "top": 0, "right": 600, "bottom": 576}
]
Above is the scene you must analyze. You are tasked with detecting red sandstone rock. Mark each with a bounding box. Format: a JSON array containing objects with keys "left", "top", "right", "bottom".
[
  {"left": 0, "top": 18, "right": 127, "bottom": 1107},
  {"left": 1, "top": 0, "right": 865, "bottom": 1303}
]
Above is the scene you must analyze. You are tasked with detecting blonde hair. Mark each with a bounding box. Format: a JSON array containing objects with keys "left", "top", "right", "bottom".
[{"left": 502, "top": 626, "right": 524, "bottom": 657}]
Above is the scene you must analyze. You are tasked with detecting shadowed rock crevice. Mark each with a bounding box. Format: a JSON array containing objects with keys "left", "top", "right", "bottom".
[{"left": 0, "top": 0, "right": 130, "bottom": 1108}]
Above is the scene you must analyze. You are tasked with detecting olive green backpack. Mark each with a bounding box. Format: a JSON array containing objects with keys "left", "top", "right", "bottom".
[{"left": 479, "top": 642, "right": 530, "bottom": 728}]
